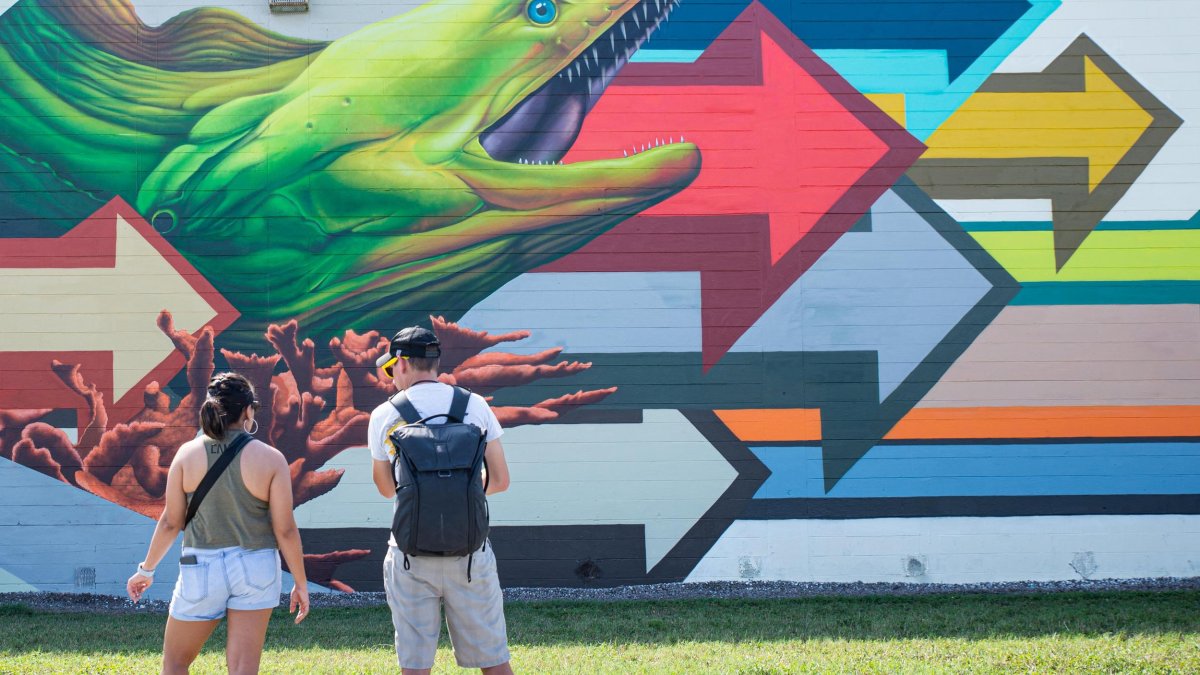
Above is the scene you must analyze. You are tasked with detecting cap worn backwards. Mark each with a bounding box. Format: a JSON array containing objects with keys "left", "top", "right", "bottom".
[{"left": 375, "top": 326, "right": 441, "bottom": 368}]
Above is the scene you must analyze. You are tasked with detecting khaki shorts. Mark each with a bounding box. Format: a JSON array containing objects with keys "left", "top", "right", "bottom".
[{"left": 383, "top": 544, "right": 510, "bottom": 669}]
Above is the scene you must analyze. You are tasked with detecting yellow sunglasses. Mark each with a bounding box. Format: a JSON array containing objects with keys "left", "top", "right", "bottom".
[{"left": 380, "top": 355, "right": 407, "bottom": 378}]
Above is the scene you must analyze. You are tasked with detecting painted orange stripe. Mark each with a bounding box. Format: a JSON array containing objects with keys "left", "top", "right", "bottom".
[
  {"left": 889, "top": 406, "right": 1200, "bottom": 440},
  {"left": 714, "top": 409, "right": 822, "bottom": 442}
]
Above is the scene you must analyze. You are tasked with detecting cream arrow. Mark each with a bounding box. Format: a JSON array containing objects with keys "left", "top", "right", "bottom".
[
  {"left": 0, "top": 214, "right": 219, "bottom": 400},
  {"left": 295, "top": 409, "right": 739, "bottom": 573},
  {"left": 488, "top": 408, "right": 738, "bottom": 572}
]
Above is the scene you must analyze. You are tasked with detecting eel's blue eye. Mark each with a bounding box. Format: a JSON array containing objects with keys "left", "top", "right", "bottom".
[{"left": 527, "top": 0, "right": 556, "bottom": 24}]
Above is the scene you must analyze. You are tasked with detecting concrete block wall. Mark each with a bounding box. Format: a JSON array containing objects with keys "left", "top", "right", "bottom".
[{"left": 0, "top": 0, "right": 1196, "bottom": 594}]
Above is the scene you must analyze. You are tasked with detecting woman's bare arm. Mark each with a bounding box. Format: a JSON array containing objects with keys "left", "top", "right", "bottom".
[
  {"left": 126, "top": 447, "right": 190, "bottom": 601},
  {"left": 267, "top": 451, "right": 309, "bottom": 623}
]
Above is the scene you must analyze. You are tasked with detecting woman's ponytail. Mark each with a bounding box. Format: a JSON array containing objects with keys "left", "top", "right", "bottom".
[
  {"left": 200, "top": 396, "right": 226, "bottom": 439},
  {"left": 200, "top": 372, "right": 257, "bottom": 439}
]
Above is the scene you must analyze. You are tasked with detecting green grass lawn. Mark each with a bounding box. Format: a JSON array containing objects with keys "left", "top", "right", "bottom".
[{"left": 1, "top": 591, "right": 1198, "bottom": 673}]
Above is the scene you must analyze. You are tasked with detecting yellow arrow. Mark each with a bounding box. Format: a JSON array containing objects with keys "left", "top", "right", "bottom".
[{"left": 922, "top": 57, "right": 1152, "bottom": 192}]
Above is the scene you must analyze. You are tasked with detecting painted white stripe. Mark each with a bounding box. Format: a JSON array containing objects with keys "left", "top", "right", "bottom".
[
  {"left": 687, "top": 516, "right": 1200, "bottom": 583},
  {"left": 129, "top": 1, "right": 426, "bottom": 38},
  {"left": 933, "top": 198, "right": 1054, "bottom": 223}
]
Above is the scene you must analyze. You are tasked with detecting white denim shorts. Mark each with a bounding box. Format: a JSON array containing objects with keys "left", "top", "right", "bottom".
[{"left": 169, "top": 545, "right": 282, "bottom": 621}]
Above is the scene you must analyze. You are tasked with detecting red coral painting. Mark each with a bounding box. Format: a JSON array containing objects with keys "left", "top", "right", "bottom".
[{"left": 0, "top": 313, "right": 614, "bottom": 591}]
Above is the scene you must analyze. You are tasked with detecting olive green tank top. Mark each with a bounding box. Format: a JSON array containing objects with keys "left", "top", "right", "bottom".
[{"left": 183, "top": 431, "right": 277, "bottom": 550}]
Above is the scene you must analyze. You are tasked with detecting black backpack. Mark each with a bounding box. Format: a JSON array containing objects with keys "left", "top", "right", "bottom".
[{"left": 387, "top": 386, "right": 490, "bottom": 562}]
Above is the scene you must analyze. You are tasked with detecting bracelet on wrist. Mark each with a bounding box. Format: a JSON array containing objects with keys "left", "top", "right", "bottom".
[{"left": 136, "top": 563, "right": 156, "bottom": 579}]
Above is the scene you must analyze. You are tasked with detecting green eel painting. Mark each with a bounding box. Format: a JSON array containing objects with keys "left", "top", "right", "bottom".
[{"left": 0, "top": 0, "right": 699, "bottom": 350}]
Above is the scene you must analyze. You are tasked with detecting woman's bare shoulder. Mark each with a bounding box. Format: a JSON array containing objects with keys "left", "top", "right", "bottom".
[
  {"left": 244, "top": 439, "right": 288, "bottom": 469},
  {"left": 173, "top": 436, "right": 207, "bottom": 462}
]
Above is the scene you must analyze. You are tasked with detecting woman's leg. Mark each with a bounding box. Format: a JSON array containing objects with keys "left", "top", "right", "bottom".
[
  {"left": 225, "top": 607, "right": 273, "bottom": 675},
  {"left": 162, "top": 616, "right": 220, "bottom": 675}
]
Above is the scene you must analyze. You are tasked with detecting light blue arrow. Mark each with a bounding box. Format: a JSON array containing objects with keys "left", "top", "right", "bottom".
[
  {"left": 734, "top": 189, "right": 995, "bottom": 403},
  {"left": 461, "top": 186, "right": 996, "bottom": 406},
  {"left": 812, "top": 0, "right": 1060, "bottom": 139}
]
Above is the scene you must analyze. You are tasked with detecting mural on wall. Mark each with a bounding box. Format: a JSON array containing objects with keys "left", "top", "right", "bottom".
[
  {"left": 1, "top": 0, "right": 1198, "bottom": 593},
  {"left": 0, "top": 0, "right": 701, "bottom": 354}
]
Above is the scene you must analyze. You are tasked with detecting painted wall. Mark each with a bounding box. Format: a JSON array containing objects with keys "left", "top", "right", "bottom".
[{"left": 0, "top": 0, "right": 1196, "bottom": 597}]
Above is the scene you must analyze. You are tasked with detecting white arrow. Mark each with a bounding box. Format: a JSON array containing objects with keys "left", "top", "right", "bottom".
[
  {"left": 294, "top": 409, "right": 739, "bottom": 573},
  {"left": 0, "top": 214, "right": 218, "bottom": 400},
  {"left": 491, "top": 409, "right": 738, "bottom": 571}
]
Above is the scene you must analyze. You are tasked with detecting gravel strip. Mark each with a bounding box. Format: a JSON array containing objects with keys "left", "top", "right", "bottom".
[{"left": 3, "top": 577, "right": 1198, "bottom": 615}]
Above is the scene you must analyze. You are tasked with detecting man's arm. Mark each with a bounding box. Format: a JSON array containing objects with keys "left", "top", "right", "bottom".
[
  {"left": 483, "top": 439, "right": 510, "bottom": 495},
  {"left": 373, "top": 459, "right": 397, "bottom": 498}
]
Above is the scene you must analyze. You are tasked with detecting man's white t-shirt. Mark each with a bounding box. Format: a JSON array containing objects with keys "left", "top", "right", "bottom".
[
  {"left": 368, "top": 381, "right": 504, "bottom": 466},
  {"left": 368, "top": 382, "right": 503, "bottom": 549}
]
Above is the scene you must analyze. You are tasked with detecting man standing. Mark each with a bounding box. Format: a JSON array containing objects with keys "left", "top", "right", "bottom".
[{"left": 368, "top": 326, "right": 514, "bottom": 675}]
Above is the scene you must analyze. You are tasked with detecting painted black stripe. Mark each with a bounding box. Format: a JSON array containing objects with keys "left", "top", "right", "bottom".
[{"left": 741, "top": 494, "right": 1200, "bottom": 520}]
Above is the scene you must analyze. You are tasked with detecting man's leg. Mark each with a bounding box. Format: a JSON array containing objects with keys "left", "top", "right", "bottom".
[
  {"left": 384, "top": 548, "right": 443, "bottom": 671},
  {"left": 443, "top": 547, "right": 511, "bottom": 671}
]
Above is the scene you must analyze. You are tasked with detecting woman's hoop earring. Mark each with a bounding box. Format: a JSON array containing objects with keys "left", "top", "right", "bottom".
[{"left": 244, "top": 418, "right": 259, "bottom": 435}]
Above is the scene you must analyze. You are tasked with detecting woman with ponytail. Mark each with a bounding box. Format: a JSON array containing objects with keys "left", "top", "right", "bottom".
[{"left": 126, "top": 372, "right": 310, "bottom": 674}]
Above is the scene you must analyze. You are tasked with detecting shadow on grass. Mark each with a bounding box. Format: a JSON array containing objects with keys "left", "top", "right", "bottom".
[{"left": 1, "top": 591, "right": 1198, "bottom": 656}]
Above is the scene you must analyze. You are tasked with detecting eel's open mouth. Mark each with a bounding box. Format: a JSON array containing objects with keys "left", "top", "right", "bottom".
[{"left": 479, "top": 0, "right": 680, "bottom": 164}]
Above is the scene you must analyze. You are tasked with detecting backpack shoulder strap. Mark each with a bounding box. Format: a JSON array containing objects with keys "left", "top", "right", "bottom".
[
  {"left": 390, "top": 391, "right": 421, "bottom": 424},
  {"left": 185, "top": 431, "right": 253, "bottom": 529},
  {"left": 448, "top": 386, "right": 470, "bottom": 424}
]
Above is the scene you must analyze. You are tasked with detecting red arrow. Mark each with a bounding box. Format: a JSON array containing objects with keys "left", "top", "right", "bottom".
[
  {"left": 543, "top": 3, "right": 925, "bottom": 369},
  {"left": 0, "top": 197, "right": 239, "bottom": 424}
]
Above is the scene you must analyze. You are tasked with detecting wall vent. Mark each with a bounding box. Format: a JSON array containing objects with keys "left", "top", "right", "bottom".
[
  {"left": 74, "top": 567, "right": 96, "bottom": 588},
  {"left": 269, "top": 0, "right": 309, "bottom": 13}
]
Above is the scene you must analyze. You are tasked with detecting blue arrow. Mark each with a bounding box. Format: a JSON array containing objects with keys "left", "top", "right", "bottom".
[
  {"left": 743, "top": 187, "right": 997, "bottom": 404},
  {"left": 653, "top": 0, "right": 1032, "bottom": 82},
  {"left": 752, "top": 442, "right": 1200, "bottom": 499}
]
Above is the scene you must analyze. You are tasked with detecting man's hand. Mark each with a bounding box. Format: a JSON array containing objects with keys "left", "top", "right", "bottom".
[{"left": 290, "top": 584, "right": 310, "bottom": 624}]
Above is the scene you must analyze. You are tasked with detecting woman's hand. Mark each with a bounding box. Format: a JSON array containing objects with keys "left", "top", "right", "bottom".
[
  {"left": 289, "top": 584, "right": 310, "bottom": 624},
  {"left": 126, "top": 570, "right": 153, "bottom": 602}
]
